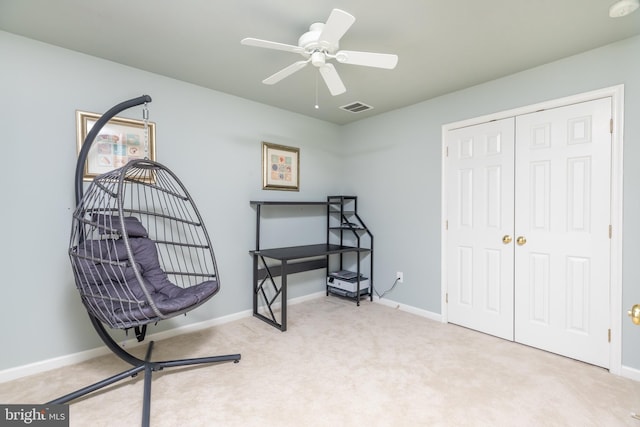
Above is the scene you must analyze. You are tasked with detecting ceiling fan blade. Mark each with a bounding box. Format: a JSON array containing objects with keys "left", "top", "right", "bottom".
[
  {"left": 319, "top": 63, "right": 346, "bottom": 96},
  {"left": 319, "top": 9, "right": 355, "bottom": 46},
  {"left": 335, "top": 50, "right": 398, "bottom": 69},
  {"left": 241, "top": 37, "right": 305, "bottom": 54},
  {"left": 263, "top": 60, "right": 309, "bottom": 85}
]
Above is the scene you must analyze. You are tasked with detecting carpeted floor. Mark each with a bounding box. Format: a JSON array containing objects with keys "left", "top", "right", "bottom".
[{"left": 2, "top": 297, "right": 640, "bottom": 426}]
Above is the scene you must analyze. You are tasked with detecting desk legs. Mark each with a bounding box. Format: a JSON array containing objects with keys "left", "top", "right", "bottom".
[
  {"left": 281, "top": 260, "right": 287, "bottom": 331},
  {"left": 253, "top": 254, "right": 287, "bottom": 332},
  {"left": 356, "top": 252, "right": 361, "bottom": 307},
  {"left": 252, "top": 254, "right": 258, "bottom": 316}
]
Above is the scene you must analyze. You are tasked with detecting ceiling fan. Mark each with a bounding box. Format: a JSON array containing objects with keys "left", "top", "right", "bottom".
[{"left": 241, "top": 9, "right": 398, "bottom": 96}]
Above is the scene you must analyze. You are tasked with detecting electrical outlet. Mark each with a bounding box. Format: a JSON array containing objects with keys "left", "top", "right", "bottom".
[{"left": 396, "top": 272, "right": 403, "bottom": 283}]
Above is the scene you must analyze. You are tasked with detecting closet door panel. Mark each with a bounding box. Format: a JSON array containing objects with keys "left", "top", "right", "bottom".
[
  {"left": 446, "top": 118, "right": 515, "bottom": 340},
  {"left": 514, "top": 97, "right": 611, "bottom": 368}
]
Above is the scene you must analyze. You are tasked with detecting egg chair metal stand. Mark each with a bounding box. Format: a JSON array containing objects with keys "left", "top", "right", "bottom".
[{"left": 48, "top": 95, "right": 240, "bottom": 426}]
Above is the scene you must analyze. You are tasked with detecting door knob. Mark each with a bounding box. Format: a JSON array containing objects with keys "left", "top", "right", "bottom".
[
  {"left": 502, "top": 235, "right": 513, "bottom": 244},
  {"left": 628, "top": 304, "right": 640, "bottom": 325},
  {"left": 516, "top": 236, "right": 527, "bottom": 246}
]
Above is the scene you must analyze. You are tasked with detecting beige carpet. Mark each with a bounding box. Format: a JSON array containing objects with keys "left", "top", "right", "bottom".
[{"left": 2, "top": 297, "right": 640, "bottom": 426}]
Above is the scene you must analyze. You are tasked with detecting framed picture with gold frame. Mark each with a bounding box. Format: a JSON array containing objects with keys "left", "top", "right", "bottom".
[
  {"left": 262, "top": 142, "right": 300, "bottom": 191},
  {"left": 76, "top": 110, "right": 156, "bottom": 181}
]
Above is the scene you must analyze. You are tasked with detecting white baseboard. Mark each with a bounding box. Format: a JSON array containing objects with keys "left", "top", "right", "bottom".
[
  {"left": 371, "top": 298, "right": 640, "bottom": 383},
  {"left": 0, "top": 309, "right": 252, "bottom": 384},
  {"left": 0, "top": 292, "right": 327, "bottom": 384},
  {"left": 620, "top": 364, "right": 640, "bottom": 382},
  {"left": 286, "top": 291, "right": 327, "bottom": 306},
  {"left": 0, "top": 346, "right": 113, "bottom": 385},
  {"left": 118, "top": 308, "right": 254, "bottom": 350},
  {"left": 373, "top": 296, "right": 442, "bottom": 322}
]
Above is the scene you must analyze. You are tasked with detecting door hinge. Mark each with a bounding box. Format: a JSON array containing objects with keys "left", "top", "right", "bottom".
[
  {"left": 445, "top": 220, "right": 448, "bottom": 230},
  {"left": 609, "top": 225, "right": 612, "bottom": 239},
  {"left": 608, "top": 329, "right": 611, "bottom": 343},
  {"left": 610, "top": 118, "right": 613, "bottom": 134},
  {"left": 445, "top": 293, "right": 448, "bottom": 304},
  {"left": 445, "top": 146, "right": 449, "bottom": 157}
]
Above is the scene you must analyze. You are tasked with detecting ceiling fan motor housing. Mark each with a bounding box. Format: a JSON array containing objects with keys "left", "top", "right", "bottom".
[{"left": 298, "top": 22, "right": 338, "bottom": 55}]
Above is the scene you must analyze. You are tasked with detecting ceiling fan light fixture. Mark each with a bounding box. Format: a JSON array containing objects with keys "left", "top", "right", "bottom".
[
  {"left": 311, "top": 51, "right": 326, "bottom": 67},
  {"left": 609, "top": 0, "right": 639, "bottom": 17}
]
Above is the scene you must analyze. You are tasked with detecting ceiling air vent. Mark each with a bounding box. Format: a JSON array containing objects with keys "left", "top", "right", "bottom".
[{"left": 340, "top": 102, "right": 374, "bottom": 113}]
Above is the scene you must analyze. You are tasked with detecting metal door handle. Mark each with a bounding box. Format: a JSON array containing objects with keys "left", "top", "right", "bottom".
[
  {"left": 516, "top": 236, "right": 527, "bottom": 246},
  {"left": 502, "top": 235, "right": 512, "bottom": 244},
  {"left": 628, "top": 304, "right": 640, "bottom": 325}
]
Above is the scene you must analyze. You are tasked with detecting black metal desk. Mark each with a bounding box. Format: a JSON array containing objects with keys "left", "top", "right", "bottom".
[{"left": 251, "top": 243, "right": 370, "bottom": 331}]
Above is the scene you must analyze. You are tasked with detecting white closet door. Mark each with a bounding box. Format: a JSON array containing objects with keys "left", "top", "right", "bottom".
[
  {"left": 514, "top": 98, "right": 611, "bottom": 368},
  {"left": 446, "top": 118, "right": 515, "bottom": 340}
]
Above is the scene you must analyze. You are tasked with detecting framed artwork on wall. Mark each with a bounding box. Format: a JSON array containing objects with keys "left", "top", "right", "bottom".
[
  {"left": 262, "top": 141, "right": 300, "bottom": 191},
  {"left": 76, "top": 110, "right": 156, "bottom": 181}
]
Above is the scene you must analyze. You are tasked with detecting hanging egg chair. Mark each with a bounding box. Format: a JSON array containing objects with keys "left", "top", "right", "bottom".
[
  {"left": 69, "top": 158, "right": 220, "bottom": 331},
  {"left": 49, "top": 95, "right": 240, "bottom": 427}
]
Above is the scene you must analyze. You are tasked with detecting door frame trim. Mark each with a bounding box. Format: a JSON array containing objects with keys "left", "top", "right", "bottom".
[{"left": 441, "top": 85, "right": 624, "bottom": 374}]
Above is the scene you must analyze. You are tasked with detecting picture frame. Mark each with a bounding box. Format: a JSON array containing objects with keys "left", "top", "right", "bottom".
[
  {"left": 76, "top": 110, "right": 156, "bottom": 181},
  {"left": 262, "top": 142, "right": 300, "bottom": 191}
]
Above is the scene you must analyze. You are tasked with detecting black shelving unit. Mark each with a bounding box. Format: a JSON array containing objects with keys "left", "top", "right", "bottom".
[
  {"left": 326, "top": 196, "right": 374, "bottom": 302},
  {"left": 249, "top": 197, "right": 373, "bottom": 331}
]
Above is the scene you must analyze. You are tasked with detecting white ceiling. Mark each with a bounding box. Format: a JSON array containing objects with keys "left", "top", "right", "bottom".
[{"left": 1, "top": 0, "right": 639, "bottom": 125}]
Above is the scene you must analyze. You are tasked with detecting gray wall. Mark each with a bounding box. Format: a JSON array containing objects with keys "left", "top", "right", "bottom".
[
  {"left": 1, "top": 29, "right": 640, "bottom": 374},
  {"left": 0, "top": 31, "right": 343, "bottom": 371}
]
